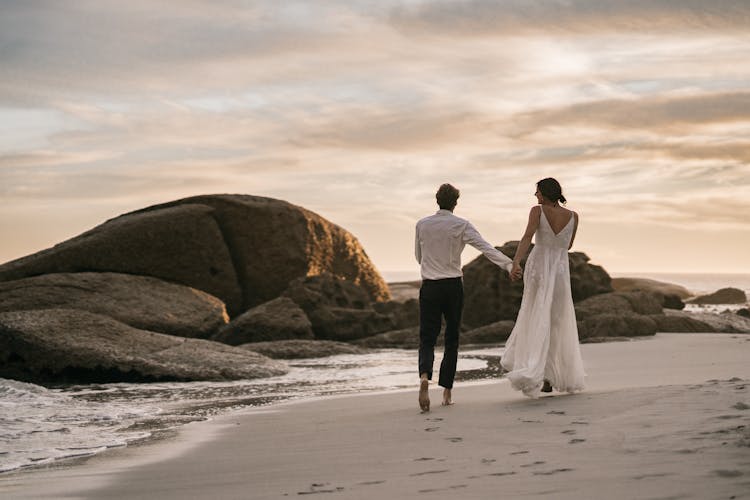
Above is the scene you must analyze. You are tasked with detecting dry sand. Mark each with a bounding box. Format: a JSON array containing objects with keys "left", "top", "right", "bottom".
[{"left": 2, "top": 333, "right": 749, "bottom": 499}]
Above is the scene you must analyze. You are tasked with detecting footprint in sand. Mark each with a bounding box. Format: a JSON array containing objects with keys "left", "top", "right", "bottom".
[
  {"left": 424, "top": 427, "right": 440, "bottom": 432},
  {"left": 547, "top": 410, "right": 566, "bottom": 415},
  {"left": 569, "top": 438, "right": 586, "bottom": 444},
  {"left": 733, "top": 403, "right": 750, "bottom": 410},
  {"left": 409, "top": 469, "right": 449, "bottom": 477},
  {"left": 297, "top": 483, "right": 345, "bottom": 495},
  {"left": 533, "top": 468, "right": 574, "bottom": 476},
  {"left": 446, "top": 437, "right": 463, "bottom": 443},
  {"left": 571, "top": 421, "right": 589, "bottom": 425},
  {"left": 519, "top": 419, "right": 543, "bottom": 423},
  {"left": 510, "top": 450, "right": 530, "bottom": 455},
  {"left": 520, "top": 461, "right": 546, "bottom": 468},
  {"left": 414, "top": 457, "right": 435, "bottom": 462},
  {"left": 561, "top": 430, "right": 577, "bottom": 435},
  {"left": 357, "top": 480, "right": 386, "bottom": 486},
  {"left": 481, "top": 458, "right": 496, "bottom": 464},
  {"left": 714, "top": 470, "right": 743, "bottom": 478}
]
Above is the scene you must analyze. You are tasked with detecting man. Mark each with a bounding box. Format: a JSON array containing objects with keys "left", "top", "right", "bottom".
[{"left": 415, "top": 183, "right": 514, "bottom": 412}]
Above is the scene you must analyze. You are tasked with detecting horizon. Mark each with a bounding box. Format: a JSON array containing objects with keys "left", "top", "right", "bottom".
[{"left": 1, "top": 1, "right": 749, "bottom": 275}]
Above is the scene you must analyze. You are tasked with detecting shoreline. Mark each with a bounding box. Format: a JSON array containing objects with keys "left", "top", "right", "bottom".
[{"left": 2, "top": 333, "right": 749, "bottom": 499}]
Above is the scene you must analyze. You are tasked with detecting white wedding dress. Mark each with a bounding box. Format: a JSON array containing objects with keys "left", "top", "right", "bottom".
[{"left": 501, "top": 208, "right": 585, "bottom": 398}]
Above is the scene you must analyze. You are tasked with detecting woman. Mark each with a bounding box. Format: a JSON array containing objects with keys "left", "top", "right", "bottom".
[{"left": 501, "top": 178, "right": 585, "bottom": 398}]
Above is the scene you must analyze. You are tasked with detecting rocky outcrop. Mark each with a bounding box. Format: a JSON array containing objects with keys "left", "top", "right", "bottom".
[
  {"left": 0, "top": 309, "right": 287, "bottom": 385},
  {"left": 240, "top": 340, "right": 369, "bottom": 359},
  {"left": 0, "top": 205, "right": 243, "bottom": 311},
  {"left": 283, "top": 274, "right": 395, "bottom": 341},
  {"left": 664, "top": 310, "right": 750, "bottom": 333},
  {"left": 211, "top": 297, "right": 313, "bottom": 345},
  {"left": 462, "top": 241, "right": 612, "bottom": 328},
  {"left": 611, "top": 277, "right": 692, "bottom": 299},
  {"left": 0, "top": 194, "right": 390, "bottom": 316},
  {"left": 577, "top": 313, "right": 657, "bottom": 340},
  {"left": 574, "top": 291, "right": 664, "bottom": 320},
  {"left": 462, "top": 320, "right": 515, "bottom": 345},
  {"left": 0, "top": 272, "right": 228, "bottom": 338},
  {"left": 649, "top": 314, "right": 715, "bottom": 333},
  {"left": 689, "top": 287, "right": 747, "bottom": 305},
  {"left": 372, "top": 299, "right": 419, "bottom": 331},
  {"left": 354, "top": 327, "right": 421, "bottom": 349}
]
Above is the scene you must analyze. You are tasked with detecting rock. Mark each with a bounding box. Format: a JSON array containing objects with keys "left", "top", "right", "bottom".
[
  {"left": 0, "top": 272, "right": 228, "bottom": 338},
  {"left": 660, "top": 293, "right": 686, "bottom": 310},
  {"left": 354, "top": 327, "right": 421, "bottom": 349},
  {"left": 211, "top": 297, "right": 313, "bottom": 345},
  {"left": 462, "top": 320, "right": 516, "bottom": 345},
  {"left": 0, "top": 309, "right": 287, "bottom": 385},
  {"left": 575, "top": 291, "right": 664, "bottom": 320},
  {"left": 738, "top": 308, "right": 750, "bottom": 319},
  {"left": 239, "top": 340, "right": 369, "bottom": 359},
  {"left": 577, "top": 313, "right": 657, "bottom": 340},
  {"left": 648, "top": 314, "right": 715, "bottom": 333},
  {"left": 689, "top": 287, "right": 747, "bottom": 305},
  {"left": 611, "top": 277, "right": 692, "bottom": 299},
  {"left": 0, "top": 194, "right": 390, "bottom": 315},
  {"left": 664, "top": 310, "right": 750, "bottom": 333},
  {"left": 0, "top": 204, "right": 243, "bottom": 311},
  {"left": 283, "top": 274, "right": 396, "bottom": 341},
  {"left": 462, "top": 241, "right": 612, "bottom": 328},
  {"left": 372, "top": 299, "right": 419, "bottom": 330}
]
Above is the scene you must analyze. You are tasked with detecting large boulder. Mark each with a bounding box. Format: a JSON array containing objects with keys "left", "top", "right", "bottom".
[
  {"left": 689, "top": 287, "right": 747, "bottom": 305},
  {"left": 575, "top": 291, "right": 663, "bottom": 320},
  {"left": 283, "top": 274, "right": 395, "bottom": 341},
  {"left": 611, "top": 277, "right": 692, "bottom": 299},
  {"left": 462, "top": 320, "right": 515, "bottom": 345},
  {"left": 648, "top": 314, "right": 715, "bottom": 333},
  {"left": 240, "top": 340, "right": 368, "bottom": 359},
  {"left": 0, "top": 204, "right": 243, "bottom": 311},
  {"left": 0, "top": 272, "right": 228, "bottom": 338},
  {"left": 0, "top": 195, "right": 390, "bottom": 315},
  {"left": 372, "top": 299, "right": 419, "bottom": 330},
  {"left": 0, "top": 309, "right": 287, "bottom": 385},
  {"left": 354, "top": 327, "right": 420, "bottom": 348},
  {"left": 577, "top": 313, "right": 657, "bottom": 340},
  {"left": 211, "top": 297, "right": 313, "bottom": 345},
  {"left": 664, "top": 310, "right": 750, "bottom": 333},
  {"left": 462, "top": 241, "right": 612, "bottom": 328}
]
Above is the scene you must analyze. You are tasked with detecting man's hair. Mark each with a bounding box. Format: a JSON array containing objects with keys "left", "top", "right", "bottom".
[{"left": 436, "top": 183, "right": 460, "bottom": 210}]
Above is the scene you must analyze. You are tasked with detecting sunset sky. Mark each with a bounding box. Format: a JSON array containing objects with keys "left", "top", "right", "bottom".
[{"left": 1, "top": 1, "right": 749, "bottom": 278}]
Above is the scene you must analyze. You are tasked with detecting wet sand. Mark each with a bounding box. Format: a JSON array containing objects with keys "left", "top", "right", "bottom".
[{"left": 2, "top": 333, "right": 749, "bottom": 499}]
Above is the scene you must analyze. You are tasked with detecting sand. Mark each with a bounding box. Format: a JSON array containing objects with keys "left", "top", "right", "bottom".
[{"left": 1, "top": 333, "right": 749, "bottom": 499}]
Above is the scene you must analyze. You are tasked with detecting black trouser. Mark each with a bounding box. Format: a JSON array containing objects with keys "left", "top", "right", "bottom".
[{"left": 418, "top": 277, "right": 464, "bottom": 389}]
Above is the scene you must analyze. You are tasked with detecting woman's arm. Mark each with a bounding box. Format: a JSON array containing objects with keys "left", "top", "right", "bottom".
[
  {"left": 568, "top": 212, "right": 579, "bottom": 250},
  {"left": 511, "top": 206, "right": 541, "bottom": 279}
]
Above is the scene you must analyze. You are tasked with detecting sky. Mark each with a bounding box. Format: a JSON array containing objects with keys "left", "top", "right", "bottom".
[{"left": 1, "top": 0, "right": 749, "bottom": 279}]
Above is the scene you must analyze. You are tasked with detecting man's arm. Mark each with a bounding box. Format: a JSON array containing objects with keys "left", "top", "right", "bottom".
[
  {"left": 463, "top": 222, "right": 512, "bottom": 272},
  {"left": 415, "top": 223, "right": 422, "bottom": 264}
]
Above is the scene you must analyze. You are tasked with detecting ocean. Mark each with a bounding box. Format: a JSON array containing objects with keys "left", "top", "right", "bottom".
[
  {"left": 0, "top": 348, "right": 502, "bottom": 474},
  {"left": 2, "top": 271, "right": 747, "bottom": 475}
]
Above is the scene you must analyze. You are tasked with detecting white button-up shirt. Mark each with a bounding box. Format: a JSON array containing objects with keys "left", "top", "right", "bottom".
[{"left": 415, "top": 209, "right": 513, "bottom": 280}]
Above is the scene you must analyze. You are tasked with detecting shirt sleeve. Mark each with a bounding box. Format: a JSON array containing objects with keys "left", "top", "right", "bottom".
[
  {"left": 463, "top": 222, "right": 512, "bottom": 272},
  {"left": 414, "top": 223, "right": 422, "bottom": 264}
]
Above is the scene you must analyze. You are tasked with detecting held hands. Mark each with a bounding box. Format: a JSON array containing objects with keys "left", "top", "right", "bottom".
[{"left": 510, "top": 263, "right": 523, "bottom": 282}]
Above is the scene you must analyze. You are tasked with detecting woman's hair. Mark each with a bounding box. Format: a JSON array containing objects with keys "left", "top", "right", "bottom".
[
  {"left": 537, "top": 177, "right": 567, "bottom": 204},
  {"left": 436, "top": 183, "right": 460, "bottom": 210}
]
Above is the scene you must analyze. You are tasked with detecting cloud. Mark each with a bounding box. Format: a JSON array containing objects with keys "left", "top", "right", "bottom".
[{"left": 390, "top": 0, "right": 750, "bottom": 37}]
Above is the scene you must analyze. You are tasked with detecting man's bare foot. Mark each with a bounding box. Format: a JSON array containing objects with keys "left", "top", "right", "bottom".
[
  {"left": 419, "top": 378, "right": 430, "bottom": 412},
  {"left": 442, "top": 388, "right": 453, "bottom": 406}
]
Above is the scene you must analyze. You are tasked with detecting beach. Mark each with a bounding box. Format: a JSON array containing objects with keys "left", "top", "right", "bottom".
[{"left": 1, "top": 333, "right": 749, "bottom": 500}]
